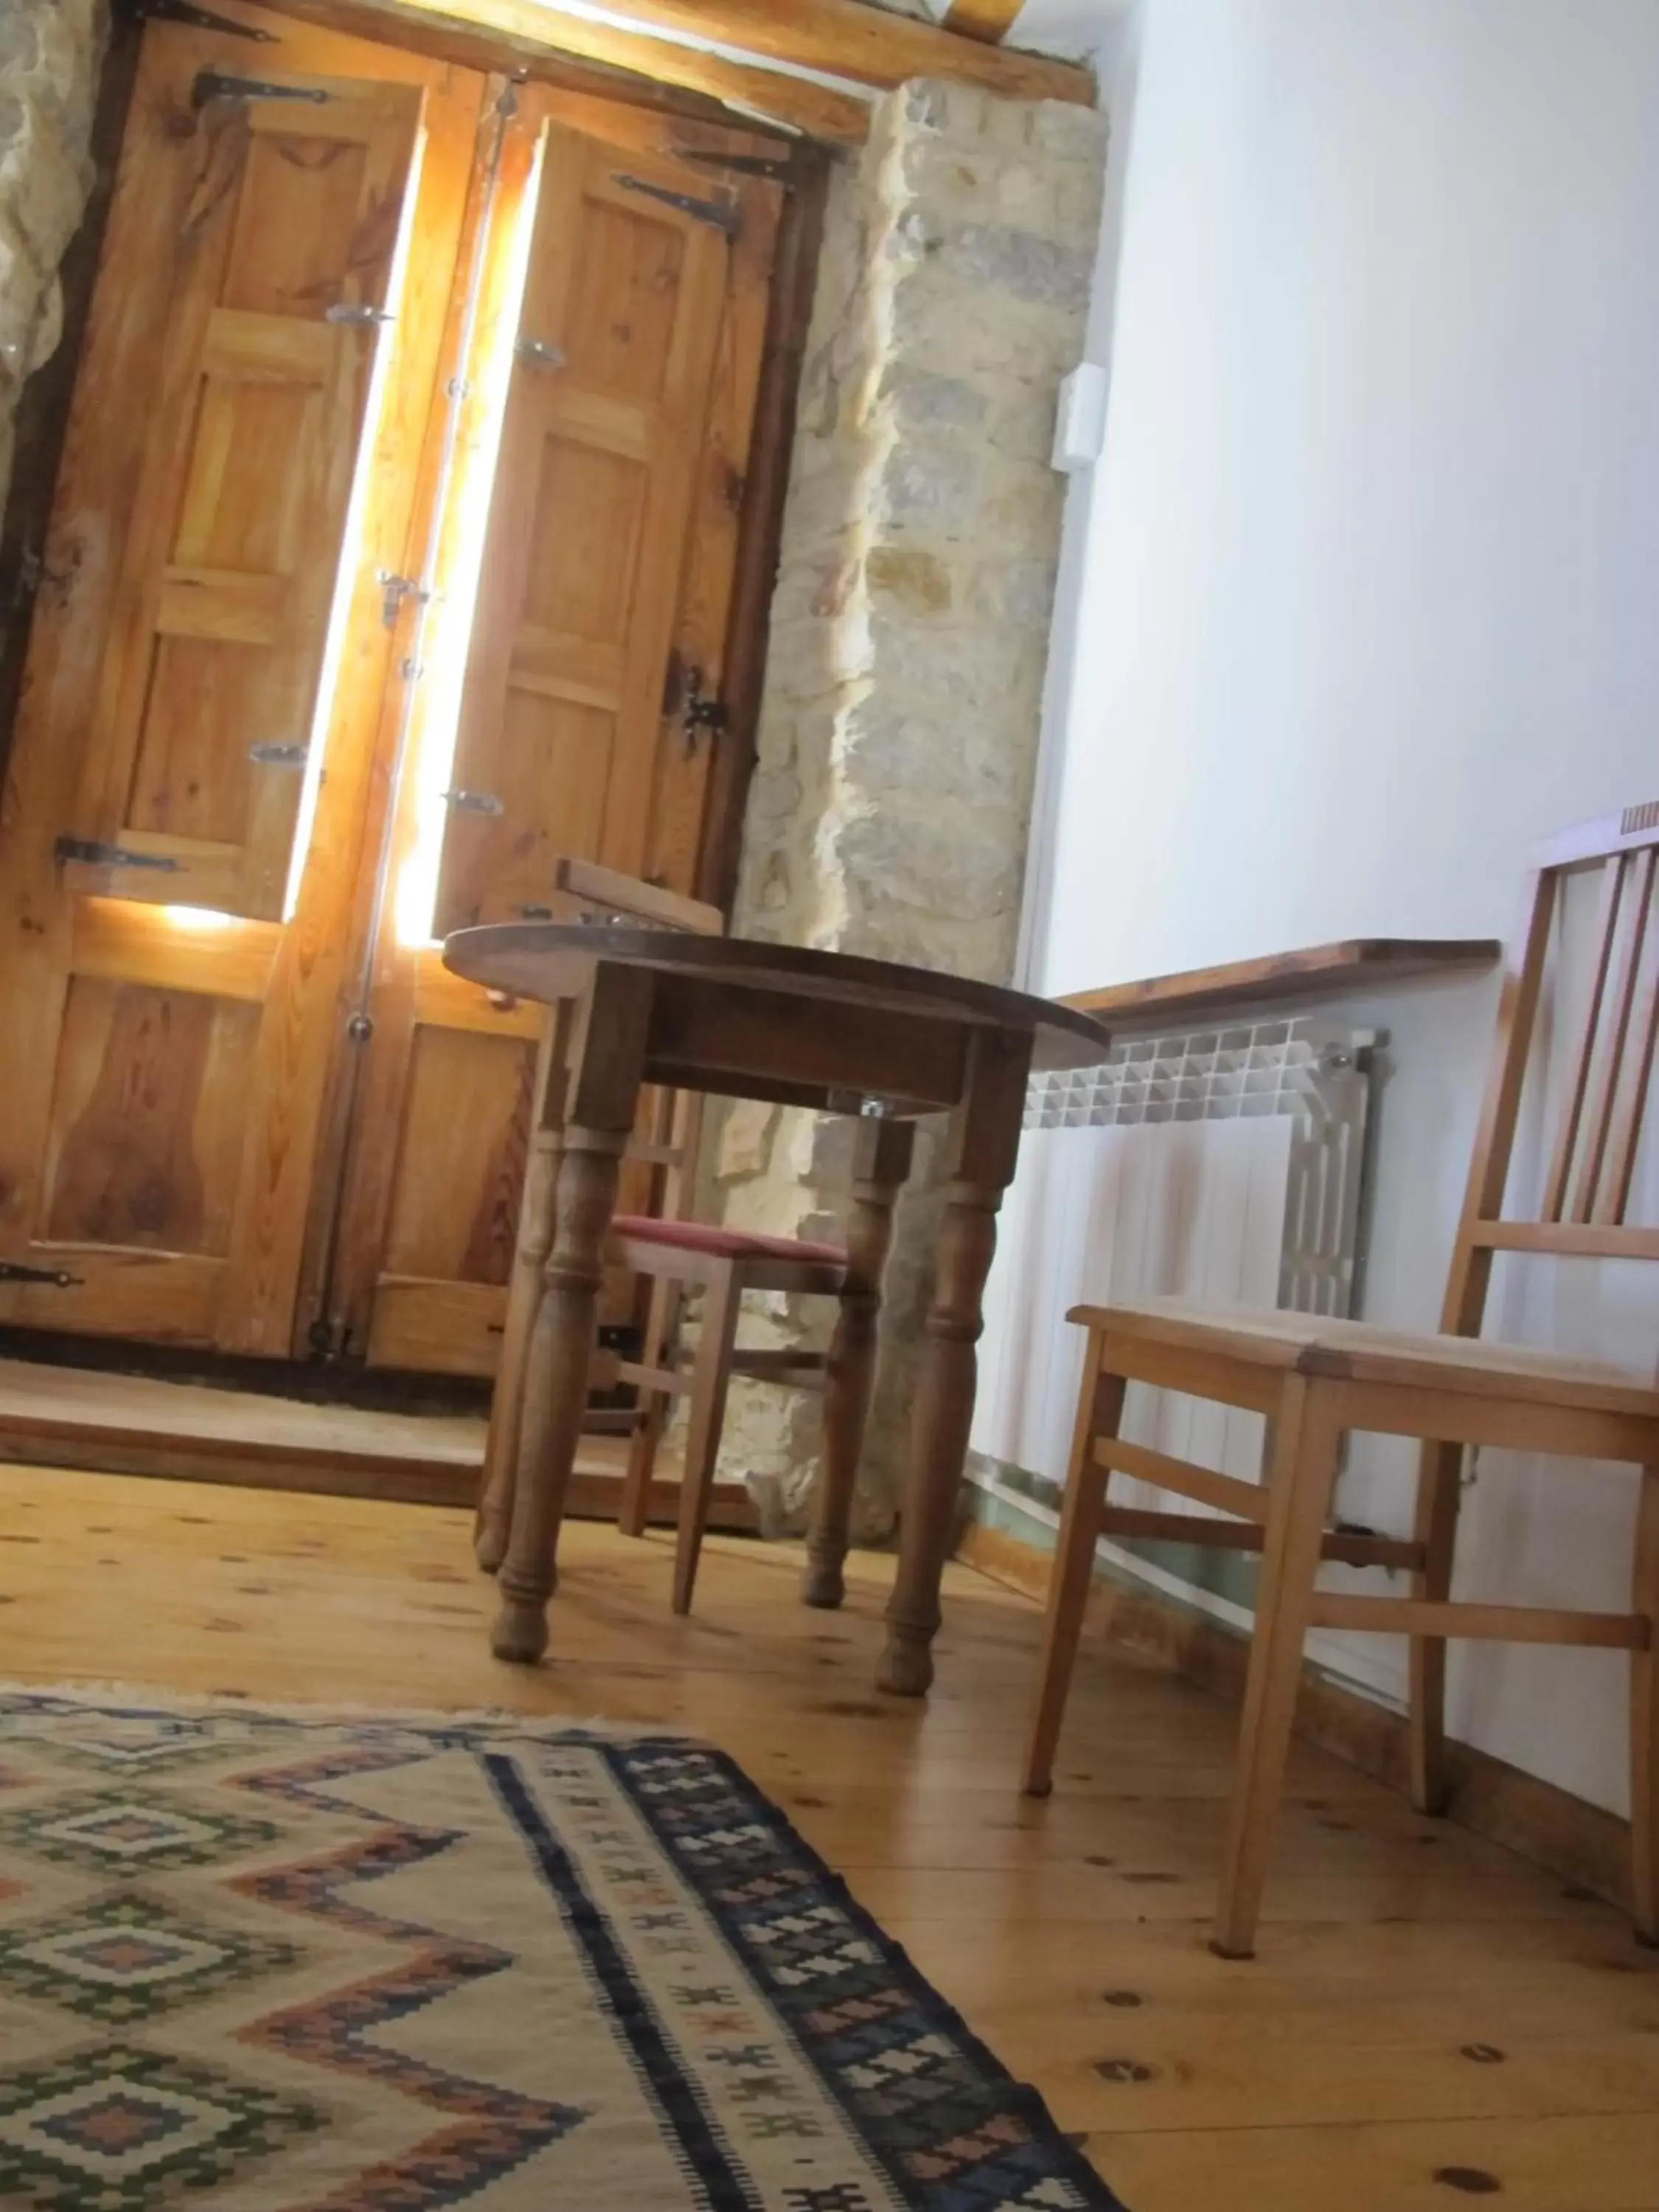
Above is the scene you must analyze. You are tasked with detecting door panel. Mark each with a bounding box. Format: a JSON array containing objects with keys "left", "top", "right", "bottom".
[
  {"left": 69, "top": 74, "right": 422, "bottom": 923},
  {"left": 0, "top": 9, "right": 484, "bottom": 1352},
  {"left": 432, "top": 133, "right": 730, "bottom": 936},
  {"left": 322, "top": 96, "right": 782, "bottom": 1371}
]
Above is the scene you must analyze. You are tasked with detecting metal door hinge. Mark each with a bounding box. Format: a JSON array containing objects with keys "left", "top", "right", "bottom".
[
  {"left": 0, "top": 1259, "right": 83, "bottom": 1287},
  {"left": 192, "top": 70, "right": 329, "bottom": 108},
  {"left": 672, "top": 146, "right": 792, "bottom": 182},
  {"left": 247, "top": 740, "right": 307, "bottom": 766},
  {"left": 10, "top": 543, "right": 74, "bottom": 615},
  {"left": 55, "top": 836, "right": 181, "bottom": 872},
  {"left": 346, "top": 1012, "right": 374, "bottom": 1043},
  {"left": 325, "top": 302, "right": 394, "bottom": 327},
  {"left": 376, "top": 570, "right": 432, "bottom": 627},
  {"left": 515, "top": 336, "right": 565, "bottom": 371},
  {"left": 139, "top": 0, "right": 276, "bottom": 38},
  {"left": 611, "top": 173, "right": 740, "bottom": 239},
  {"left": 443, "top": 789, "right": 504, "bottom": 815}
]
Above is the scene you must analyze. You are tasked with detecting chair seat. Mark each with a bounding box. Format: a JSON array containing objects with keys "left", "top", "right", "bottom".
[
  {"left": 612, "top": 1214, "right": 847, "bottom": 1268},
  {"left": 1072, "top": 1295, "right": 1659, "bottom": 1419}
]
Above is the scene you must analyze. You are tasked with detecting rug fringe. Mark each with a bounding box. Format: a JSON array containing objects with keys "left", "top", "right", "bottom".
[{"left": 0, "top": 1677, "right": 697, "bottom": 1739}]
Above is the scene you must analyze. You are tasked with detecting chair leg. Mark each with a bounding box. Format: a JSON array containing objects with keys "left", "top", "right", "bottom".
[
  {"left": 1211, "top": 1376, "right": 1343, "bottom": 1960},
  {"left": 1408, "top": 1438, "right": 1466, "bottom": 1814},
  {"left": 1632, "top": 1463, "right": 1659, "bottom": 1944},
  {"left": 672, "top": 1265, "right": 744, "bottom": 1617},
  {"left": 1023, "top": 1349, "right": 1125, "bottom": 1796},
  {"left": 619, "top": 1278, "right": 678, "bottom": 1538}
]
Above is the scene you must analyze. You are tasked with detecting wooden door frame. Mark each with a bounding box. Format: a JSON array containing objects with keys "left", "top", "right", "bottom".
[{"left": 0, "top": 0, "right": 829, "bottom": 1384}]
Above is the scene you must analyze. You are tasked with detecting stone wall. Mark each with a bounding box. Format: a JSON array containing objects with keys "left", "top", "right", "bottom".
[
  {"left": 0, "top": 0, "right": 106, "bottom": 513},
  {"left": 713, "top": 77, "right": 1107, "bottom": 1536}
]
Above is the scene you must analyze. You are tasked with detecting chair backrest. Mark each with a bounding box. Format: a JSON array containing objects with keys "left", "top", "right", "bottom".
[
  {"left": 1445, "top": 801, "right": 1659, "bottom": 1333},
  {"left": 544, "top": 857, "right": 723, "bottom": 1225}
]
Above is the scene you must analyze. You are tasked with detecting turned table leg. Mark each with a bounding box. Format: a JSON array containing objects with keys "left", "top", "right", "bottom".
[
  {"left": 477, "top": 1009, "right": 568, "bottom": 1573},
  {"left": 493, "top": 965, "right": 650, "bottom": 1664},
  {"left": 878, "top": 1030, "right": 1032, "bottom": 1697},
  {"left": 804, "top": 1113, "right": 915, "bottom": 1609}
]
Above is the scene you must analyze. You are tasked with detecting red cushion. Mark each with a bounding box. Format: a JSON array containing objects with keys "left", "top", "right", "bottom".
[{"left": 611, "top": 1214, "right": 846, "bottom": 1267}]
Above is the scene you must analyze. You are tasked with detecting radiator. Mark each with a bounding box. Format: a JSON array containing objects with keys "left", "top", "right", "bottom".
[{"left": 970, "top": 1016, "right": 1378, "bottom": 1627}]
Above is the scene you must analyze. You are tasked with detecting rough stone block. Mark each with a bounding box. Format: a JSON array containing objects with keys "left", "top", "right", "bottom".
[
  {"left": 1029, "top": 97, "right": 1110, "bottom": 162},
  {"left": 0, "top": 89, "right": 89, "bottom": 270},
  {"left": 717, "top": 1099, "right": 779, "bottom": 1183},
  {"left": 0, "top": 209, "right": 44, "bottom": 389},
  {"left": 944, "top": 221, "right": 1093, "bottom": 312},
  {"left": 0, "top": 2, "right": 100, "bottom": 138},
  {"left": 902, "top": 77, "right": 991, "bottom": 143},
  {"left": 880, "top": 363, "right": 987, "bottom": 432},
  {"left": 866, "top": 543, "right": 953, "bottom": 617},
  {"left": 971, "top": 552, "right": 1058, "bottom": 629},
  {"left": 878, "top": 439, "right": 984, "bottom": 533}
]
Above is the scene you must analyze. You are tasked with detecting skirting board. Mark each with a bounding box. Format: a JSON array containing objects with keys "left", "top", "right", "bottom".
[{"left": 955, "top": 1518, "right": 1634, "bottom": 1917}]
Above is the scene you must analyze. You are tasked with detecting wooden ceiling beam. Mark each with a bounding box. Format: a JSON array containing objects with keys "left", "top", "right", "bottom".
[
  {"left": 562, "top": 0, "right": 1095, "bottom": 105},
  {"left": 262, "top": 0, "right": 875, "bottom": 144},
  {"left": 942, "top": 0, "right": 1026, "bottom": 45}
]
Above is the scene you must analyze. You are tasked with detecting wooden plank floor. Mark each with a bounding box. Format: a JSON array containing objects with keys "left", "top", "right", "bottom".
[
  {"left": 3, "top": 1461, "right": 1658, "bottom": 2211},
  {"left": 0, "top": 1356, "right": 757, "bottom": 1524}
]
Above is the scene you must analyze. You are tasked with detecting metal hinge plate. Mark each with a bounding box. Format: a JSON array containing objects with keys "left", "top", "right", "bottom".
[
  {"left": 611, "top": 173, "right": 740, "bottom": 239},
  {"left": 325, "top": 302, "right": 394, "bottom": 327},
  {"left": 515, "top": 336, "right": 566, "bottom": 371},
  {"left": 247, "top": 740, "right": 307, "bottom": 766},
  {"left": 0, "top": 1258, "right": 84, "bottom": 1287},
  {"left": 193, "top": 71, "right": 330, "bottom": 108},
  {"left": 672, "top": 146, "right": 792, "bottom": 182},
  {"left": 443, "top": 789, "right": 504, "bottom": 815},
  {"left": 139, "top": 0, "right": 276, "bottom": 38},
  {"left": 376, "top": 571, "right": 432, "bottom": 627},
  {"left": 55, "top": 836, "right": 181, "bottom": 872}
]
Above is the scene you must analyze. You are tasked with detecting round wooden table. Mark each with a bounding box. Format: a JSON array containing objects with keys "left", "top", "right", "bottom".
[{"left": 443, "top": 924, "right": 1111, "bottom": 1695}]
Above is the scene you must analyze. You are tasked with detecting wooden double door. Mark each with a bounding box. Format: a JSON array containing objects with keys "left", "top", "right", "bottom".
[{"left": 0, "top": 1, "right": 786, "bottom": 1375}]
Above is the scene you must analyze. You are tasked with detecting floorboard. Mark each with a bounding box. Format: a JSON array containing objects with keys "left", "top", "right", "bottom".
[
  {"left": 1, "top": 1463, "right": 1655, "bottom": 2211},
  {"left": 0, "top": 1356, "right": 757, "bottom": 1523}
]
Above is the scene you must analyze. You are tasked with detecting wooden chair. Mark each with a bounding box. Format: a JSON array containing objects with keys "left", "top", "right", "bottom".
[
  {"left": 1023, "top": 803, "right": 1659, "bottom": 1958},
  {"left": 611, "top": 1105, "right": 914, "bottom": 1614},
  {"left": 475, "top": 857, "right": 915, "bottom": 1616}
]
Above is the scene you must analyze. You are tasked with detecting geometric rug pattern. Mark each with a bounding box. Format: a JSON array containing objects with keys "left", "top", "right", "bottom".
[{"left": 0, "top": 1688, "right": 1125, "bottom": 2209}]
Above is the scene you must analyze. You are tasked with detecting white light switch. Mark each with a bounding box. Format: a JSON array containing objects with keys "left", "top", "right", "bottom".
[{"left": 1051, "top": 361, "right": 1109, "bottom": 473}]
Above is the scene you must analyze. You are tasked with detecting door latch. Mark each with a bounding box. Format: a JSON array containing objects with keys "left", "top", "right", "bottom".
[
  {"left": 247, "top": 740, "right": 307, "bottom": 767},
  {"left": 325, "top": 302, "right": 394, "bottom": 327},
  {"left": 443, "top": 789, "right": 504, "bottom": 815}
]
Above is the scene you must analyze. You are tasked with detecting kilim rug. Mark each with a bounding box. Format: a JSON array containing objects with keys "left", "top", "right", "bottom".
[{"left": 0, "top": 1688, "right": 1125, "bottom": 2211}]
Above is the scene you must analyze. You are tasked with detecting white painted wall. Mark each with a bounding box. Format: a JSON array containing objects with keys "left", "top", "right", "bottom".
[{"left": 1015, "top": 0, "right": 1659, "bottom": 1812}]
